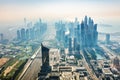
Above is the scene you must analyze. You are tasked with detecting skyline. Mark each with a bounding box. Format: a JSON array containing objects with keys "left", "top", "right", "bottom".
[
  {"left": 0, "top": 0, "right": 120, "bottom": 33},
  {"left": 0, "top": 1, "right": 120, "bottom": 80}
]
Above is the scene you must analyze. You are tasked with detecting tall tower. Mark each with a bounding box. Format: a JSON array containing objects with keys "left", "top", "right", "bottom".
[
  {"left": 24, "top": 18, "right": 27, "bottom": 27},
  {"left": 26, "top": 29, "right": 29, "bottom": 40},
  {"left": 0, "top": 33, "right": 3, "bottom": 42},
  {"left": 17, "top": 30, "right": 21, "bottom": 40},
  {"left": 68, "top": 37, "right": 72, "bottom": 52},
  {"left": 81, "top": 16, "right": 98, "bottom": 48},
  {"left": 41, "top": 43, "right": 50, "bottom": 68},
  {"left": 38, "top": 43, "right": 51, "bottom": 80},
  {"left": 106, "top": 34, "right": 110, "bottom": 44},
  {"left": 21, "top": 28, "right": 26, "bottom": 41},
  {"left": 73, "top": 37, "right": 77, "bottom": 51}
]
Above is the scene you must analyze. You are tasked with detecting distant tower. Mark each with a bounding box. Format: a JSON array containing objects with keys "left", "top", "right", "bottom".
[
  {"left": 39, "top": 18, "right": 42, "bottom": 23},
  {"left": 21, "top": 28, "right": 26, "bottom": 41},
  {"left": 106, "top": 34, "right": 110, "bottom": 44},
  {"left": 74, "top": 17, "right": 79, "bottom": 28},
  {"left": 17, "top": 30, "right": 21, "bottom": 40},
  {"left": 84, "top": 16, "right": 87, "bottom": 25},
  {"left": 0, "top": 33, "right": 3, "bottom": 42},
  {"left": 68, "top": 37, "right": 72, "bottom": 52},
  {"left": 24, "top": 18, "right": 27, "bottom": 27},
  {"left": 73, "top": 37, "right": 77, "bottom": 51},
  {"left": 55, "top": 16, "right": 98, "bottom": 50},
  {"left": 75, "top": 17, "right": 78, "bottom": 22},
  {"left": 26, "top": 29, "right": 29, "bottom": 40}
]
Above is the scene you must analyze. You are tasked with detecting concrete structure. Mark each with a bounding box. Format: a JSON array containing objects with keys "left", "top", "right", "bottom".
[
  {"left": 59, "top": 66, "right": 72, "bottom": 72},
  {"left": 113, "top": 57, "right": 119, "bottom": 67},
  {"left": 38, "top": 43, "right": 51, "bottom": 80},
  {"left": 16, "top": 19, "right": 47, "bottom": 41},
  {"left": 55, "top": 16, "right": 98, "bottom": 52},
  {"left": 49, "top": 48, "right": 60, "bottom": 66},
  {"left": 113, "top": 56, "right": 120, "bottom": 71},
  {"left": 0, "top": 33, "right": 3, "bottom": 42},
  {"left": 106, "top": 34, "right": 110, "bottom": 44}
]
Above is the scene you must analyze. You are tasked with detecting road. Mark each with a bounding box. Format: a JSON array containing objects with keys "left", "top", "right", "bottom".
[
  {"left": 99, "top": 45, "right": 116, "bottom": 59},
  {"left": 18, "top": 47, "right": 42, "bottom": 80},
  {"left": 18, "top": 24, "right": 55, "bottom": 80},
  {"left": 80, "top": 50, "right": 99, "bottom": 80},
  {"left": 18, "top": 59, "right": 32, "bottom": 80}
]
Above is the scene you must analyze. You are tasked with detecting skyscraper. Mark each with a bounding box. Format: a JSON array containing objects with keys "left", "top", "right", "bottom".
[
  {"left": 24, "top": 18, "right": 27, "bottom": 27},
  {"left": 38, "top": 43, "right": 51, "bottom": 80},
  {"left": 55, "top": 16, "right": 98, "bottom": 51},
  {"left": 41, "top": 43, "right": 50, "bottom": 68},
  {"left": 79, "top": 16, "right": 98, "bottom": 48},
  {"left": 26, "top": 29, "right": 29, "bottom": 40},
  {"left": 16, "top": 19, "right": 47, "bottom": 42},
  {"left": 17, "top": 30, "right": 21, "bottom": 40},
  {"left": 73, "top": 37, "right": 77, "bottom": 51},
  {"left": 55, "top": 21, "right": 66, "bottom": 47},
  {"left": 21, "top": 28, "right": 26, "bottom": 41},
  {"left": 106, "top": 34, "right": 110, "bottom": 44},
  {"left": 68, "top": 37, "right": 72, "bottom": 52},
  {"left": 0, "top": 33, "right": 3, "bottom": 42}
]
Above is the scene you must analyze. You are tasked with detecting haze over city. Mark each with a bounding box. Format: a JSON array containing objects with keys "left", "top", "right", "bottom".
[
  {"left": 0, "top": 0, "right": 120, "bottom": 80},
  {"left": 0, "top": 0, "right": 120, "bottom": 34}
]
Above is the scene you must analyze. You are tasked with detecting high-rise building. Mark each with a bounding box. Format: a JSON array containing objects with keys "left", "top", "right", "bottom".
[
  {"left": 29, "top": 28, "right": 33, "bottom": 40},
  {"left": 41, "top": 43, "right": 50, "bottom": 68},
  {"left": 24, "top": 18, "right": 27, "bottom": 27},
  {"left": 106, "top": 34, "right": 110, "bottom": 44},
  {"left": 73, "top": 37, "right": 77, "bottom": 51},
  {"left": 55, "top": 21, "right": 66, "bottom": 46},
  {"left": 26, "top": 29, "right": 29, "bottom": 40},
  {"left": 21, "top": 28, "right": 26, "bottom": 41},
  {"left": 17, "top": 30, "right": 21, "bottom": 40},
  {"left": 81, "top": 16, "right": 98, "bottom": 48},
  {"left": 16, "top": 19, "right": 47, "bottom": 41},
  {"left": 55, "top": 16, "right": 98, "bottom": 51},
  {"left": 68, "top": 37, "right": 72, "bottom": 52},
  {"left": 0, "top": 33, "right": 3, "bottom": 42},
  {"left": 38, "top": 43, "right": 51, "bottom": 80}
]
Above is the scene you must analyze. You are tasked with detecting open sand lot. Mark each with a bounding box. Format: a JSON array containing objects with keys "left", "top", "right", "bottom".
[
  {"left": 0, "top": 58, "right": 10, "bottom": 67},
  {"left": 4, "top": 61, "right": 19, "bottom": 76}
]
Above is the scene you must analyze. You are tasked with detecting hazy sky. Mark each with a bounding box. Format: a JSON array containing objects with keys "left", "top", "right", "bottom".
[{"left": 0, "top": 0, "right": 120, "bottom": 33}]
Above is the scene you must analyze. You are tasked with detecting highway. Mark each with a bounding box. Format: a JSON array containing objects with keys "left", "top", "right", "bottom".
[
  {"left": 18, "top": 26, "right": 56, "bottom": 80},
  {"left": 99, "top": 45, "right": 116, "bottom": 59},
  {"left": 18, "top": 47, "right": 41, "bottom": 80},
  {"left": 80, "top": 50, "right": 99, "bottom": 80}
]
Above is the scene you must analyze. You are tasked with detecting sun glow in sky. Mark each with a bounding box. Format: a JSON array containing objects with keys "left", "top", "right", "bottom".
[{"left": 0, "top": 0, "right": 120, "bottom": 33}]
